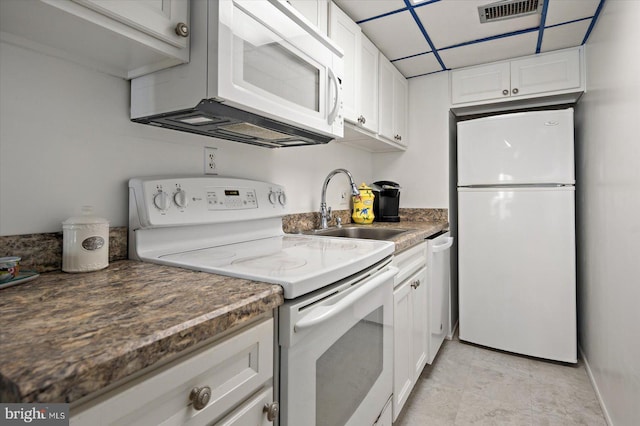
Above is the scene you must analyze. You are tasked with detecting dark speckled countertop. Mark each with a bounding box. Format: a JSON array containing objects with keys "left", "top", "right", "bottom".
[
  {"left": 0, "top": 217, "right": 445, "bottom": 405},
  {"left": 0, "top": 261, "right": 283, "bottom": 404},
  {"left": 362, "top": 220, "right": 449, "bottom": 252}
]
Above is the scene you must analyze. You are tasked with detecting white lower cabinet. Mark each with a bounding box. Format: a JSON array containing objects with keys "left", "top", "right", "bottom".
[
  {"left": 392, "top": 242, "right": 428, "bottom": 421},
  {"left": 70, "top": 318, "right": 275, "bottom": 426}
]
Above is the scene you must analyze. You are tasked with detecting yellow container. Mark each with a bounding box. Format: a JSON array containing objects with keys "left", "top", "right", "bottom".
[{"left": 352, "top": 183, "right": 375, "bottom": 224}]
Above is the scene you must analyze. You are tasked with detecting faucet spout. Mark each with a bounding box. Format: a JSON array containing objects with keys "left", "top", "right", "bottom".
[{"left": 320, "top": 168, "right": 359, "bottom": 229}]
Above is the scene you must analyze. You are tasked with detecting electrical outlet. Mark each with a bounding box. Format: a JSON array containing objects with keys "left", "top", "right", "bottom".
[{"left": 204, "top": 147, "right": 217, "bottom": 175}]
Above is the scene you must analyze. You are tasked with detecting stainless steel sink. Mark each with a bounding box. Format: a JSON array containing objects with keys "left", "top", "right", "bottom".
[{"left": 308, "top": 226, "right": 408, "bottom": 241}]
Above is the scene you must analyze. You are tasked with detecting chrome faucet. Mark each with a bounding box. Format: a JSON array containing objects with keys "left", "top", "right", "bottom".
[{"left": 320, "top": 169, "right": 360, "bottom": 229}]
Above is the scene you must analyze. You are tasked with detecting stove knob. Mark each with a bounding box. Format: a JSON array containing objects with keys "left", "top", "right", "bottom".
[
  {"left": 268, "top": 191, "right": 277, "bottom": 205},
  {"left": 278, "top": 191, "right": 287, "bottom": 206},
  {"left": 153, "top": 191, "right": 170, "bottom": 211},
  {"left": 174, "top": 189, "right": 188, "bottom": 208}
]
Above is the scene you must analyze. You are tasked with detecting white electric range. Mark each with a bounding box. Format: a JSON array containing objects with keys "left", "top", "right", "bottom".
[
  {"left": 128, "top": 176, "right": 397, "bottom": 426},
  {"left": 128, "top": 176, "right": 394, "bottom": 299}
]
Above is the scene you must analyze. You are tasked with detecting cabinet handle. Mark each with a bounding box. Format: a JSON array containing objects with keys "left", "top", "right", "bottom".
[
  {"left": 502, "top": 89, "right": 509, "bottom": 96},
  {"left": 411, "top": 279, "right": 421, "bottom": 289},
  {"left": 175, "top": 22, "right": 189, "bottom": 37},
  {"left": 512, "top": 88, "right": 519, "bottom": 95},
  {"left": 362, "top": 116, "right": 366, "bottom": 124},
  {"left": 189, "top": 386, "right": 211, "bottom": 410},
  {"left": 264, "top": 402, "right": 280, "bottom": 422}
]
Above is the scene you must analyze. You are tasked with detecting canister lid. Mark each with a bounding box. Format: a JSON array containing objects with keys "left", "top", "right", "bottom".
[{"left": 62, "top": 206, "right": 109, "bottom": 226}]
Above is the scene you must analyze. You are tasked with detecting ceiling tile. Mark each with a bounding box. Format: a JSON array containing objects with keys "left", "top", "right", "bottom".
[
  {"left": 415, "top": 0, "right": 541, "bottom": 49},
  {"left": 393, "top": 52, "right": 443, "bottom": 77},
  {"left": 439, "top": 31, "right": 538, "bottom": 69},
  {"left": 540, "top": 20, "right": 591, "bottom": 52},
  {"left": 332, "top": 0, "right": 406, "bottom": 22},
  {"left": 544, "top": 0, "right": 600, "bottom": 26},
  {"left": 360, "top": 10, "right": 431, "bottom": 60}
]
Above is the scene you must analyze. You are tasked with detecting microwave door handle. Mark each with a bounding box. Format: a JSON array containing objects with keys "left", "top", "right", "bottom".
[
  {"left": 294, "top": 266, "right": 398, "bottom": 332},
  {"left": 327, "top": 67, "right": 341, "bottom": 125},
  {"left": 431, "top": 237, "right": 454, "bottom": 253}
]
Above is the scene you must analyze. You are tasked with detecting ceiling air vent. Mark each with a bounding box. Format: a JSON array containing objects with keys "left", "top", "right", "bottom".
[{"left": 478, "top": 0, "right": 542, "bottom": 23}]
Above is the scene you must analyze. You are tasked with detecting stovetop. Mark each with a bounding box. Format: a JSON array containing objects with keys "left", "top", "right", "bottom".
[{"left": 129, "top": 176, "right": 394, "bottom": 299}]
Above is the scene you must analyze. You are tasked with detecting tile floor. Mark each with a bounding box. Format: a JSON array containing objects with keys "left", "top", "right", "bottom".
[{"left": 394, "top": 337, "right": 607, "bottom": 425}]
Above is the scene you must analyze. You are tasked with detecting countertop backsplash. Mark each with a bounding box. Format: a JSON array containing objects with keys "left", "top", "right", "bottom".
[
  {"left": 0, "top": 227, "right": 128, "bottom": 273},
  {"left": 0, "top": 209, "right": 447, "bottom": 273}
]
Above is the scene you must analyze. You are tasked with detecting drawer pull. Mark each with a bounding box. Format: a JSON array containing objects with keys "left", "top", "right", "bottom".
[
  {"left": 411, "top": 279, "right": 421, "bottom": 289},
  {"left": 264, "top": 401, "right": 279, "bottom": 422},
  {"left": 190, "top": 386, "right": 211, "bottom": 410}
]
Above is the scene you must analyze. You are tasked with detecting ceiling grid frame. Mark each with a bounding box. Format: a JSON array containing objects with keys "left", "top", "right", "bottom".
[{"left": 337, "top": 0, "right": 606, "bottom": 79}]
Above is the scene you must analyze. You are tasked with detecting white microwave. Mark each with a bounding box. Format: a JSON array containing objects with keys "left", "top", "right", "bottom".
[{"left": 131, "top": 0, "right": 344, "bottom": 148}]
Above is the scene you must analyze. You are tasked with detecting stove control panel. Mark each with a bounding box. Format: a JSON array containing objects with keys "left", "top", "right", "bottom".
[
  {"left": 206, "top": 187, "right": 258, "bottom": 210},
  {"left": 129, "top": 176, "right": 287, "bottom": 228}
]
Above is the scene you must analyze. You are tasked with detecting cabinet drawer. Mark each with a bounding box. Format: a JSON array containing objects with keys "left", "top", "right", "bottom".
[
  {"left": 71, "top": 319, "right": 273, "bottom": 426},
  {"left": 216, "top": 387, "right": 275, "bottom": 426},
  {"left": 392, "top": 241, "right": 427, "bottom": 285}
]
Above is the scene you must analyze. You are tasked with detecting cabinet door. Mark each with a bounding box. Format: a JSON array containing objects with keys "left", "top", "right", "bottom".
[
  {"left": 378, "top": 54, "right": 395, "bottom": 142},
  {"left": 359, "top": 34, "right": 379, "bottom": 133},
  {"left": 392, "top": 280, "right": 413, "bottom": 421},
  {"left": 287, "top": 0, "right": 328, "bottom": 34},
  {"left": 510, "top": 48, "right": 581, "bottom": 98},
  {"left": 411, "top": 268, "right": 429, "bottom": 377},
  {"left": 71, "top": 0, "right": 189, "bottom": 49},
  {"left": 329, "top": 2, "right": 360, "bottom": 122},
  {"left": 392, "top": 68, "right": 408, "bottom": 146},
  {"left": 451, "top": 62, "right": 511, "bottom": 104}
]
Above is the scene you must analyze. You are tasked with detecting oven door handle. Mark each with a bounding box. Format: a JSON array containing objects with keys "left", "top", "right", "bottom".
[{"left": 294, "top": 266, "right": 398, "bottom": 332}]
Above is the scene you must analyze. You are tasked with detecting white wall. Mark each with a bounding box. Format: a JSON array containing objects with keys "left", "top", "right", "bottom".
[
  {"left": 372, "top": 71, "right": 450, "bottom": 209},
  {"left": 575, "top": 0, "right": 640, "bottom": 424},
  {"left": 0, "top": 42, "right": 373, "bottom": 235}
]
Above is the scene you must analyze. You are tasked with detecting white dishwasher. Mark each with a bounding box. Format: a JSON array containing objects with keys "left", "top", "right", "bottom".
[{"left": 427, "top": 231, "right": 454, "bottom": 364}]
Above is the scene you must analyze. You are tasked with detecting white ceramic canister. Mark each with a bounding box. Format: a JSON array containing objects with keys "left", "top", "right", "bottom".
[{"left": 62, "top": 206, "right": 109, "bottom": 273}]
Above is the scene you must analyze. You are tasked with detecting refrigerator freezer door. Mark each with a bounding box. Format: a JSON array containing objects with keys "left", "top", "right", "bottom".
[
  {"left": 458, "top": 187, "right": 577, "bottom": 362},
  {"left": 457, "top": 109, "right": 575, "bottom": 186}
]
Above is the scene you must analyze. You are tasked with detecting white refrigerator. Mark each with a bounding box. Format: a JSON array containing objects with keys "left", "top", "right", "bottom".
[{"left": 457, "top": 108, "right": 577, "bottom": 363}]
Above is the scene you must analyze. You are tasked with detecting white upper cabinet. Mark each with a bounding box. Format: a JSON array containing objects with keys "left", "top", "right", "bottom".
[
  {"left": 451, "top": 47, "right": 583, "bottom": 106},
  {"left": 510, "top": 49, "right": 581, "bottom": 97},
  {"left": 329, "top": 2, "right": 407, "bottom": 152},
  {"left": 379, "top": 54, "right": 408, "bottom": 147},
  {"left": 287, "top": 0, "right": 328, "bottom": 34},
  {"left": 329, "top": 2, "right": 360, "bottom": 123},
  {"left": 0, "top": 0, "right": 190, "bottom": 79},
  {"left": 359, "top": 34, "right": 379, "bottom": 134}
]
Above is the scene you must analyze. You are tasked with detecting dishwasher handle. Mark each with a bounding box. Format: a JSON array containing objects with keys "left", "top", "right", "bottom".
[
  {"left": 431, "top": 237, "right": 454, "bottom": 253},
  {"left": 294, "top": 266, "right": 398, "bottom": 332}
]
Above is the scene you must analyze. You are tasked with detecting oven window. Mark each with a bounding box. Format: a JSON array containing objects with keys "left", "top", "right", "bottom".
[{"left": 316, "top": 307, "right": 384, "bottom": 426}]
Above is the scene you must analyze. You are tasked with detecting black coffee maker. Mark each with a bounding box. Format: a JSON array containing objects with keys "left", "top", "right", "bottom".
[{"left": 372, "top": 181, "right": 401, "bottom": 222}]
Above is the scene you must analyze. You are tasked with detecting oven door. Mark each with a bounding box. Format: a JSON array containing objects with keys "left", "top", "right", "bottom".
[
  {"left": 279, "top": 263, "right": 397, "bottom": 426},
  {"left": 214, "top": 0, "right": 344, "bottom": 138}
]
